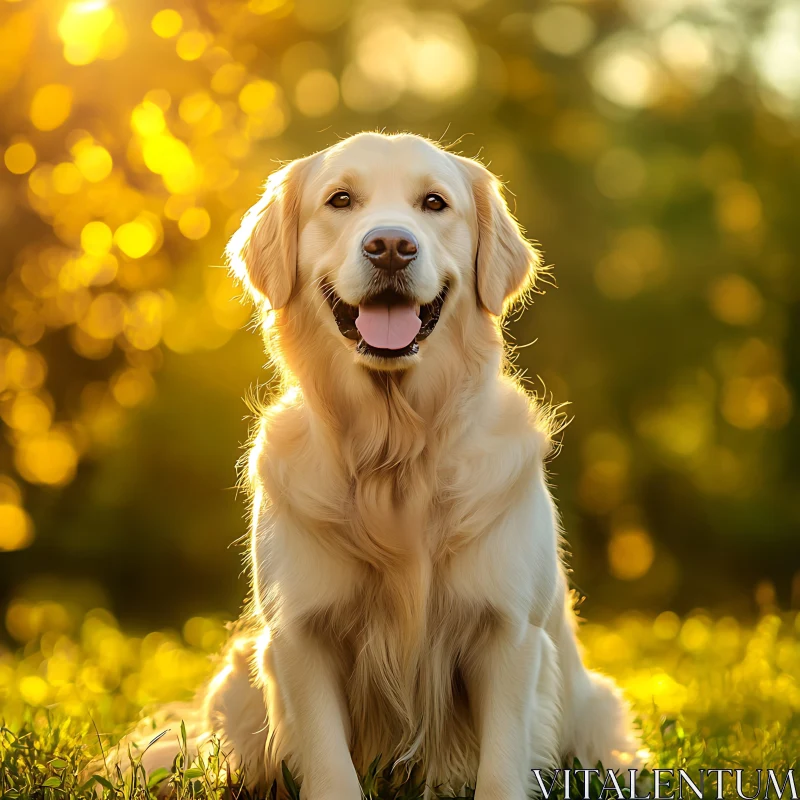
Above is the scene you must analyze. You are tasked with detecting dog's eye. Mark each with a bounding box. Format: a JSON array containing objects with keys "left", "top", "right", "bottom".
[
  {"left": 327, "top": 191, "right": 351, "bottom": 209},
  {"left": 423, "top": 193, "right": 447, "bottom": 212}
]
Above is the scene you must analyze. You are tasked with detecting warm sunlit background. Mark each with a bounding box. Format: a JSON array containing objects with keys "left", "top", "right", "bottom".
[{"left": 0, "top": 0, "right": 799, "bottom": 650}]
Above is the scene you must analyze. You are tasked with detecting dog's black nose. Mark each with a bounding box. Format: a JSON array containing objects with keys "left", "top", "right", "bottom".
[{"left": 362, "top": 227, "right": 418, "bottom": 272}]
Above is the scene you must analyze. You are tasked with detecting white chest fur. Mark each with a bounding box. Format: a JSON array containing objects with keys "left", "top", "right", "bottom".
[{"left": 246, "top": 388, "right": 556, "bottom": 785}]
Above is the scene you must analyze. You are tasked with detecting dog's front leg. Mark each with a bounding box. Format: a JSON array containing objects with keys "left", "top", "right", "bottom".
[
  {"left": 465, "top": 621, "right": 557, "bottom": 800},
  {"left": 455, "top": 467, "right": 562, "bottom": 799},
  {"left": 270, "top": 626, "right": 361, "bottom": 800}
]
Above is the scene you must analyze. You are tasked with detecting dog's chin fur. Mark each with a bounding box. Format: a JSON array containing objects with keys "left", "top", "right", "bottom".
[
  {"left": 354, "top": 349, "right": 421, "bottom": 372},
  {"left": 106, "top": 133, "right": 644, "bottom": 798}
]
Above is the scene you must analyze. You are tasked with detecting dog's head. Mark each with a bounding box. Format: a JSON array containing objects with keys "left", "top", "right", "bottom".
[{"left": 228, "top": 133, "right": 541, "bottom": 373}]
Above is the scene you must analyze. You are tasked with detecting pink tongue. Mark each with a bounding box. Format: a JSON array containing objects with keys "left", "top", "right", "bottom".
[{"left": 356, "top": 303, "right": 422, "bottom": 350}]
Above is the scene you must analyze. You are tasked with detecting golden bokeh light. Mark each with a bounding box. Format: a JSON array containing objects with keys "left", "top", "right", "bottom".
[
  {"left": 653, "top": 611, "right": 681, "bottom": 640},
  {"left": 176, "top": 30, "right": 208, "bottom": 61},
  {"left": 212, "top": 62, "right": 247, "bottom": 95},
  {"left": 178, "top": 207, "right": 211, "bottom": 240},
  {"left": 131, "top": 100, "right": 167, "bottom": 137},
  {"left": 14, "top": 430, "right": 79, "bottom": 487},
  {"left": 80, "top": 292, "right": 125, "bottom": 339},
  {"left": 111, "top": 366, "right": 156, "bottom": 408},
  {"left": 73, "top": 142, "right": 113, "bottom": 183},
  {"left": 592, "top": 40, "right": 662, "bottom": 108},
  {"left": 0, "top": 476, "right": 23, "bottom": 506},
  {"left": 81, "top": 220, "right": 114, "bottom": 256},
  {"left": 239, "top": 80, "right": 278, "bottom": 116},
  {"left": 57, "top": 1, "right": 123, "bottom": 66},
  {"left": 178, "top": 91, "right": 214, "bottom": 125},
  {"left": 151, "top": 9, "right": 183, "bottom": 39},
  {"left": 18, "top": 675, "right": 49, "bottom": 706},
  {"left": 709, "top": 274, "right": 764, "bottom": 326},
  {"left": 722, "top": 376, "right": 793, "bottom": 430},
  {"left": 52, "top": 162, "right": 83, "bottom": 194},
  {"left": 124, "top": 290, "right": 166, "bottom": 350},
  {"left": 30, "top": 84, "right": 73, "bottom": 132},
  {"left": 0, "top": 503, "right": 34, "bottom": 551},
  {"left": 608, "top": 527, "right": 655, "bottom": 581},
  {"left": 3, "top": 345, "right": 47, "bottom": 391},
  {"left": 114, "top": 218, "right": 159, "bottom": 259},
  {"left": 294, "top": 0, "right": 349, "bottom": 32},
  {"left": 4, "top": 141, "right": 36, "bottom": 175},
  {"left": 680, "top": 617, "right": 711, "bottom": 652},
  {"left": 5, "top": 392, "right": 53, "bottom": 434},
  {"left": 248, "top": 0, "right": 290, "bottom": 14},
  {"left": 411, "top": 23, "right": 476, "bottom": 101},
  {"left": 141, "top": 133, "right": 198, "bottom": 193},
  {"left": 533, "top": 5, "right": 596, "bottom": 57},
  {"left": 716, "top": 181, "right": 763, "bottom": 233},
  {"left": 295, "top": 69, "right": 339, "bottom": 117}
]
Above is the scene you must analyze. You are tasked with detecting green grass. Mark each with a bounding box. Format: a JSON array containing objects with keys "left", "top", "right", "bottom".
[{"left": 1, "top": 606, "right": 798, "bottom": 798}]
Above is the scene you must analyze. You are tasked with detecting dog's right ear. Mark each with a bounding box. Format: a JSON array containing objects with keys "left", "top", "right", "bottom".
[{"left": 226, "top": 158, "right": 308, "bottom": 309}]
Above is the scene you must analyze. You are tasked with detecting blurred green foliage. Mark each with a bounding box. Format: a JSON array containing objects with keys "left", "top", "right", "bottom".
[
  {"left": 0, "top": 0, "right": 799, "bottom": 628},
  {"left": 1, "top": 607, "right": 798, "bottom": 796}
]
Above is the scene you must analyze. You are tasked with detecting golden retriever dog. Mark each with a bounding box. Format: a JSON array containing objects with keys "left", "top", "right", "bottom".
[{"left": 115, "top": 132, "right": 643, "bottom": 798}]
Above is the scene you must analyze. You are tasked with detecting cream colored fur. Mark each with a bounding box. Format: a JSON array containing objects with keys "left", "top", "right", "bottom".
[{"left": 111, "top": 133, "right": 643, "bottom": 799}]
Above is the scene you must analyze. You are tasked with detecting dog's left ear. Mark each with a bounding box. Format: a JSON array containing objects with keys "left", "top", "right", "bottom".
[
  {"left": 226, "top": 157, "right": 309, "bottom": 309},
  {"left": 458, "top": 158, "right": 542, "bottom": 317}
]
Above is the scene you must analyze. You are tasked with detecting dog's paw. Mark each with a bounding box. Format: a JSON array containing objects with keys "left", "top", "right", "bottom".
[{"left": 569, "top": 671, "right": 648, "bottom": 773}]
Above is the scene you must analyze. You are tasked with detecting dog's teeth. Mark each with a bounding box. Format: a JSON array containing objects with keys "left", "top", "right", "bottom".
[{"left": 415, "top": 304, "right": 420, "bottom": 314}]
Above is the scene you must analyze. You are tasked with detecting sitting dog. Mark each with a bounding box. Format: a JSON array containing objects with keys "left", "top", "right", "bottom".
[{"left": 118, "top": 132, "right": 642, "bottom": 799}]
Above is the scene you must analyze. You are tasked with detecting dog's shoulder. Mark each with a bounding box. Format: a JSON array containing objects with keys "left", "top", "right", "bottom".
[
  {"left": 249, "top": 389, "right": 315, "bottom": 484},
  {"left": 450, "top": 374, "right": 551, "bottom": 466}
]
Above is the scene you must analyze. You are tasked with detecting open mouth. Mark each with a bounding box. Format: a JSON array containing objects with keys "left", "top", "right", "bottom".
[{"left": 324, "top": 284, "right": 448, "bottom": 360}]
